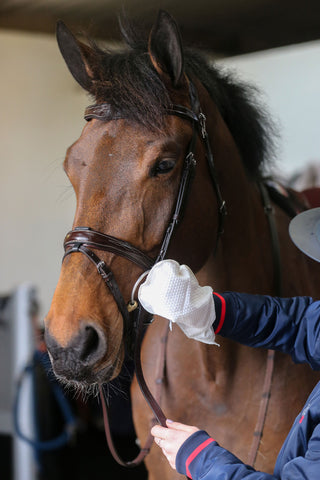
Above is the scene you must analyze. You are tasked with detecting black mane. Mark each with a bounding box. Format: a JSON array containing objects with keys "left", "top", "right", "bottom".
[{"left": 87, "top": 28, "right": 275, "bottom": 180}]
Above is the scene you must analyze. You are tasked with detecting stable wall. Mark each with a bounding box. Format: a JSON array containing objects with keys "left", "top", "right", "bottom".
[
  {"left": 0, "top": 30, "right": 84, "bottom": 317},
  {"left": 1, "top": 29, "right": 320, "bottom": 318}
]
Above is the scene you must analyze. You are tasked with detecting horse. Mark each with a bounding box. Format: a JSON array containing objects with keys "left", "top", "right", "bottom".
[{"left": 44, "top": 10, "right": 320, "bottom": 479}]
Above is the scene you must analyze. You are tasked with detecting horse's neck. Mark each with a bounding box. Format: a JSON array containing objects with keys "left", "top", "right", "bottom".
[
  {"left": 203, "top": 99, "right": 274, "bottom": 293},
  {"left": 198, "top": 179, "right": 272, "bottom": 293}
]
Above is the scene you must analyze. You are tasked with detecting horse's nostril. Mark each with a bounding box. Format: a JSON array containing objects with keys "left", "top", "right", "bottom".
[
  {"left": 45, "top": 322, "right": 107, "bottom": 376},
  {"left": 79, "top": 325, "right": 100, "bottom": 362},
  {"left": 44, "top": 322, "right": 109, "bottom": 383},
  {"left": 72, "top": 323, "right": 107, "bottom": 368}
]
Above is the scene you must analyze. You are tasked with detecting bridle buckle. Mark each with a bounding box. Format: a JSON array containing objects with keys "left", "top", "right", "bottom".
[
  {"left": 199, "top": 112, "right": 207, "bottom": 139},
  {"left": 97, "top": 260, "right": 110, "bottom": 280},
  {"left": 127, "top": 300, "right": 138, "bottom": 312}
]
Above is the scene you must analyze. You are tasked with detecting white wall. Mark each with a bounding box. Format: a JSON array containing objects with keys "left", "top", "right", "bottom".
[
  {"left": 0, "top": 30, "right": 86, "bottom": 317},
  {"left": 1, "top": 29, "right": 320, "bottom": 318}
]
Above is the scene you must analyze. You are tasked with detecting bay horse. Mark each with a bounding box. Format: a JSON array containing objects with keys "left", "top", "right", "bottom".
[{"left": 45, "top": 10, "right": 320, "bottom": 478}]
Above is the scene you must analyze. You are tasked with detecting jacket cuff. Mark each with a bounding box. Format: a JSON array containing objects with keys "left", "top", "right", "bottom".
[
  {"left": 212, "top": 292, "right": 226, "bottom": 334},
  {"left": 176, "top": 430, "right": 216, "bottom": 478}
]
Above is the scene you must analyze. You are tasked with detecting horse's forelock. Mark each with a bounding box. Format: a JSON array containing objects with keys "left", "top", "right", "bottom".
[{"left": 85, "top": 40, "right": 171, "bottom": 130}]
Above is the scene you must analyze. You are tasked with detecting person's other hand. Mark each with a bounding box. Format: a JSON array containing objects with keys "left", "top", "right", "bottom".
[{"left": 151, "top": 419, "right": 199, "bottom": 469}]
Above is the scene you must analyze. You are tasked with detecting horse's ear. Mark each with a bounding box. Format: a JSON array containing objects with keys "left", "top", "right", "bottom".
[
  {"left": 148, "top": 10, "right": 186, "bottom": 88},
  {"left": 56, "top": 20, "right": 97, "bottom": 92}
]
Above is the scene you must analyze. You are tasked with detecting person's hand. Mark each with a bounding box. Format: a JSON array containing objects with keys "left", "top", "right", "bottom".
[
  {"left": 138, "top": 260, "right": 218, "bottom": 345},
  {"left": 151, "top": 419, "right": 199, "bottom": 469}
]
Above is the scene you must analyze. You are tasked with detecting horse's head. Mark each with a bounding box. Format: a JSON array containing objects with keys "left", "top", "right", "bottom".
[
  {"left": 45, "top": 10, "right": 271, "bottom": 389},
  {"left": 44, "top": 11, "right": 220, "bottom": 389}
]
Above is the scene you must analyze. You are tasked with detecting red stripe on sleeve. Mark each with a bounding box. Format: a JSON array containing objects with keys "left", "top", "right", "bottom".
[
  {"left": 213, "top": 293, "right": 226, "bottom": 334},
  {"left": 186, "top": 438, "right": 214, "bottom": 479}
]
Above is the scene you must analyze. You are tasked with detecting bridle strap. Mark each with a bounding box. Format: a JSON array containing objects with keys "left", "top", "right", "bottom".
[
  {"left": 247, "top": 350, "right": 275, "bottom": 467},
  {"left": 258, "top": 182, "right": 283, "bottom": 297},
  {"left": 167, "top": 85, "right": 227, "bottom": 252},
  {"left": 98, "top": 307, "right": 169, "bottom": 467},
  {"left": 63, "top": 243, "right": 132, "bottom": 343},
  {"left": 133, "top": 306, "right": 167, "bottom": 426},
  {"left": 156, "top": 151, "right": 196, "bottom": 262},
  {"left": 64, "top": 228, "right": 155, "bottom": 270},
  {"left": 246, "top": 182, "right": 282, "bottom": 467},
  {"left": 99, "top": 385, "right": 153, "bottom": 467},
  {"left": 202, "top": 125, "right": 227, "bottom": 249}
]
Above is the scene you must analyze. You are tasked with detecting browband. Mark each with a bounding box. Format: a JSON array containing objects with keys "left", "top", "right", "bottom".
[{"left": 84, "top": 103, "right": 200, "bottom": 125}]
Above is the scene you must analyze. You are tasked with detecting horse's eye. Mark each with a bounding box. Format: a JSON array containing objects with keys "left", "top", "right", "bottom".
[{"left": 152, "top": 158, "right": 176, "bottom": 176}]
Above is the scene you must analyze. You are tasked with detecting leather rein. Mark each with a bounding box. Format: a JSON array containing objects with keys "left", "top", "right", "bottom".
[{"left": 62, "top": 80, "right": 227, "bottom": 466}]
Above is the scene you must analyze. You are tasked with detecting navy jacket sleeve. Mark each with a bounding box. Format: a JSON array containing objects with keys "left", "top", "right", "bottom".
[
  {"left": 176, "top": 426, "right": 320, "bottom": 480},
  {"left": 176, "top": 430, "right": 275, "bottom": 479},
  {"left": 213, "top": 293, "right": 320, "bottom": 370},
  {"left": 174, "top": 293, "right": 320, "bottom": 480}
]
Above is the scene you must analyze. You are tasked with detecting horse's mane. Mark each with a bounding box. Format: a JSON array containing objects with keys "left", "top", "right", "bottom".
[{"left": 87, "top": 25, "right": 276, "bottom": 180}]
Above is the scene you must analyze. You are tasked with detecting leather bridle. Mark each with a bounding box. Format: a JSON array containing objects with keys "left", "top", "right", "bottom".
[
  {"left": 61, "top": 80, "right": 227, "bottom": 465},
  {"left": 63, "top": 80, "right": 226, "bottom": 352}
]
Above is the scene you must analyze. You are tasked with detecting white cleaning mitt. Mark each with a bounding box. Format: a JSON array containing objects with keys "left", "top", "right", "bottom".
[{"left": 138, "top": 260, "right": 218, "bottom": 345}]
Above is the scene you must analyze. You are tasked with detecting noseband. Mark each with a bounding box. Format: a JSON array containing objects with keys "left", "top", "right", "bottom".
[{"left": 63, "top": 80, "right": 226, "bottom": 352}]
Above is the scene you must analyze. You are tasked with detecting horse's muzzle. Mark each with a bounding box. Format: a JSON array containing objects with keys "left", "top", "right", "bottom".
[{"left": 44, "top": 323, "right": 110, "bottom": 384}]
